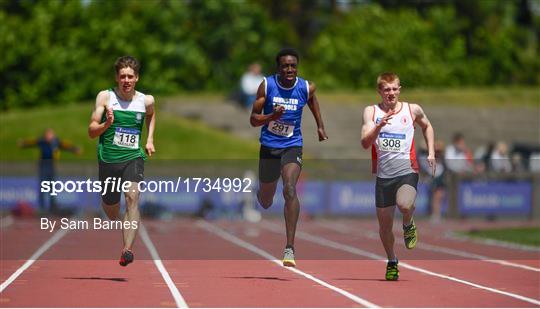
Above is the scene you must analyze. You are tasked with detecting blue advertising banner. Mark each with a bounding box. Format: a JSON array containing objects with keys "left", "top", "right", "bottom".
[
  {"left": 140, "top": 191, "right": 203, "bottom": 213},
  {"left": 0, "top": 177, "right": 38, "bottom": 209},
  {"left": 3, "top": 177, "right": 527, "bottom": 216},
  {"left": 299, "top": 181, "right": 327, "bottom": 215},
  {"left": 416, "top": 182, "right": 449, "bottom": 215},
  {"left": 327, "top": 181, "right": 442, "bottom": 216},
  {"left": 328, "top": 182, "right": 376, "bottom": 215},
  {"left": 0, "top": 177, "right": 99, "bottom": 210},
  {"left": 415, "top": 183, "right": 429, "bottom": 215},
  {"left": 458, "top": 181, "right": 532, "bottom": 215},
  {"left": 139, "top": 178, "right": 204, "bottom": 213},
  {"left": 262, "top": 181, "right": 327, "bottom": 215}
]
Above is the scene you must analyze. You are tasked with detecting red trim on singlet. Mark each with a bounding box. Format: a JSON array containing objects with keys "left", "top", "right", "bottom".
[
  {"left": 407, "top": 102, "right": 415, "bottom": 122},
  {"left": 371, "top": 105, "right": 377, "bottom": 174},
  {"left": 371, "top": 145, "right": 378, "bottom": 174},
  {"left": 410, "top": 138, "right": 419, "bottom": 172},
  {"left": 408, "top": 103, "right": 418, "bottom": 171}
]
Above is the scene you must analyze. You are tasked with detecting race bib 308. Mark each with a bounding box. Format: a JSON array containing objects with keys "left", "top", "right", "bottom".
[{"left": 378, "top": 132, "right": 406, "bottom": 152}]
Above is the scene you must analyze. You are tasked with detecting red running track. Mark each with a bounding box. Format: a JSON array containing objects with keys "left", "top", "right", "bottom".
[{"left": 1, "top": 217, "right": 539, "bottom": 307}]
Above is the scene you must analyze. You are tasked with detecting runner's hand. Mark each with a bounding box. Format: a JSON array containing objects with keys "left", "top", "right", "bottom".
[
  {"left": 376, "top": 110, "right": 394, "bottom": 128},
  {"left": 105, "top": 107, "right": 114, "bottom": 126},
  {"left": 270, "top": 104, "right": 285, "bottom": 121},
  {"left": 318, "top": 127, "right": 328, "bottom": 141},
  {"left": 427, "top": 154, "right": 436, "bottom": 177},
  {"left": 145, "top": 142, "right": 155, "bottom": 157}
]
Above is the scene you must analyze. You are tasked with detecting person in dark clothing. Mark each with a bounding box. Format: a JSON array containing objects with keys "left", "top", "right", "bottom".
[{"left": 19, "top": 128, "right": 81, "bottom": 213}]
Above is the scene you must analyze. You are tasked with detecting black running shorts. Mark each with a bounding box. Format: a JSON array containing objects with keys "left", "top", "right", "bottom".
[
  {"left": 375, "top": 172, "right": 418, "bottom": 208},
  {"left": 98, "top": 157, "right": 144, "bottom": 205},
  {"left": 259, "top": 145, "right": 303, "bottom": 183}
]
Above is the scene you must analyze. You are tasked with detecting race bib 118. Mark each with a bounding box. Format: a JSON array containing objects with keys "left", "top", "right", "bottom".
[{"left": 113, "top": 127, "right": 140, "bottom": 149}]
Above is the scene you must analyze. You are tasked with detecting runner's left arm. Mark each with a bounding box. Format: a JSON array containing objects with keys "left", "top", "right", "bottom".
[
  {"left": 145, "top": 95, "right": 156, "bottom": 157},
  {"left": 307, "top": 82, "right": 328, "bottom": 141},
  {"left": 412, "top": 103, "right": 435, "bottom": 176}
]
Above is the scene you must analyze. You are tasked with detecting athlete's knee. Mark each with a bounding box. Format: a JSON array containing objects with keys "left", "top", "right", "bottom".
[
  {"left": 282, "top": 183, "right": 297, "bottom": 201},
  {"left": 124, "top": 192, "right": 139, "bottom": 208},
  {"left": 396, "top": 185, "right": 417, "bottom": 210},
  {"left": 397, "top": 202, "right": 415, "bottom": 213},
  {"left": 257, "top": 190, "right": 273, "bottom": 209},
  {"left": 102, "top": 202, "right": 120, "bottom": 220}
]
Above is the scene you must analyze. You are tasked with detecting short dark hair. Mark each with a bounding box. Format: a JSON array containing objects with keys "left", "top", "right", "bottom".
[
  {"left": 114, "top": 56, "right": 140, "bottom": 75},
  {"left": 275, "top": 48, "right": 300, "bottom": 66}
]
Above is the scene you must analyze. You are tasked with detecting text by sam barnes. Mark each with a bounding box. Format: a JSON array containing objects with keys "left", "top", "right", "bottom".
[{"left": 41, "top": 218, "right": 138, "bottom": 232}]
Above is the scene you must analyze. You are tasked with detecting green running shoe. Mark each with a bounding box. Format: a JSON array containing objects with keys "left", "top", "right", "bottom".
[
  {"left": 385, "top": 260, "right": 399, "bottom": 281},
  {"left": 403, "top": 219, "right": 418, "bottom": 249}
]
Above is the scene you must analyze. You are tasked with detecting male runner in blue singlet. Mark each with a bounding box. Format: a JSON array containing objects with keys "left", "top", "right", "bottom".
[{"left": 250, "top": 48, "right": 328, "bottom": 267}]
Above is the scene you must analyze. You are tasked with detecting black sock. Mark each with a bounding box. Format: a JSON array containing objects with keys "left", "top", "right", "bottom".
[{"left": 404, "top": 218, "right": 414, "bottom": 228}]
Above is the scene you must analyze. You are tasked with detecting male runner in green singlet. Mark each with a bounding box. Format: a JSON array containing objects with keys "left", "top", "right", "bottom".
[{"left": 88, "top": 56, "right": 156, "bottom": 266}]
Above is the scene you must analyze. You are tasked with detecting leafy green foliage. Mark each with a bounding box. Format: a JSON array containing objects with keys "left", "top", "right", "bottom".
[
  {"left": 1, "top": 1, "right": 538, "bottom": 110},
  {"left": 306, "top": 4, "right": 539, "bottom": 88},
  {"left": 0, "top": 0, "right": 285, "bottom": 109}
]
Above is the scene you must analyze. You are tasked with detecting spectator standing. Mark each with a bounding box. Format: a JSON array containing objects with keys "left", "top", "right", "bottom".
[{"left": 240, "top": 63, "right": 264, "bottom": 109}]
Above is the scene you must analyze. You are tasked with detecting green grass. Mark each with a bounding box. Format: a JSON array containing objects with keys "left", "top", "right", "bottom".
[
  {"left": 317, "top": 86, "right": 539, "bottom": 107},
  {"left": 461, "top": 227, "right": 540, "bottom": 247},
  {"left": 0, "top": 104, "right": 259, "bottom": 161},
  {"left": 2, "top": 86, "right": 538, "bottom": 160}
]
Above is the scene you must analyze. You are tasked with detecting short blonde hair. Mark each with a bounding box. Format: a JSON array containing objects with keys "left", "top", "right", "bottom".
[{"left": 377, "top": 72, "right": 400, "bottom": 89}]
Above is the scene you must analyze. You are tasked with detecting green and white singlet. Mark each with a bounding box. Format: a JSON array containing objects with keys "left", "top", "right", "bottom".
[{"left": 98, "top": 89, "right": 147, "bottom": 163}]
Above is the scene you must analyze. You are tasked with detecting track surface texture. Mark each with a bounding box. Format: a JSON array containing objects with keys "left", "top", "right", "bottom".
[{"left": 1, "top": 217, "right": 539, "bottom": 308}]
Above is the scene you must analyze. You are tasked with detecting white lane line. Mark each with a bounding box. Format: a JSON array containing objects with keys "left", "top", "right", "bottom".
[
  {"left": 260, "top": 221, "right": 540, "bottom": 306},
  {"left": 196, "top": 220, "right": 379, "bottom": 308},
  {"left": 1, "top": 229, "right": 68, "bottom": 293},
  {"left": 317, "top": 220, "right": 540, "bottom": 272},
  {"left": 139, "top": 224, "right": 189, "bottom": 308}
]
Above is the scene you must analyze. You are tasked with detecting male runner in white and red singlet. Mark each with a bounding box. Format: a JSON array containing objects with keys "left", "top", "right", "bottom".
[{"left": 361, "top": 72, "right": 436, "bottom": 281}]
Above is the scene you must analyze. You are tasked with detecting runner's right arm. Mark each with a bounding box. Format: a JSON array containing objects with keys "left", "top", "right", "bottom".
[
  {"left": 250, "top": 81, "right": 284, "bottom": 127},
  {"left": 88, "top": 91, "right": 113, "bottom": 139},
  {"left": 360, "top": 106, "right": 393, "bottom": 149}
]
